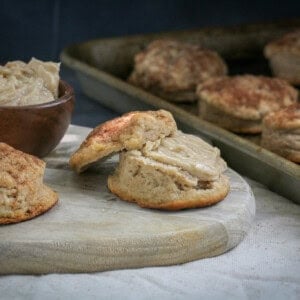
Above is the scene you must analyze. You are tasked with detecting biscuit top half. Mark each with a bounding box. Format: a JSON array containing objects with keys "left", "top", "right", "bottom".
[
  {"left": 197, "top": 75, "right": 298, "bottom": 120},
  {"left": 129, "top": 39, "right": 227, "bottom": 92},
  {"left": 69, "top": 109, "right": 177, "bottom": 173},
  {"left": 264, "top": 29, "right": 300, "bottom": 57},
  {"left": 263, "top": 103, "right": 300, "bottom": 130}
]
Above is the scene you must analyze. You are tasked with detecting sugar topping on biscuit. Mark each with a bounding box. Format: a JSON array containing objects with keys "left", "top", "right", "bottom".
[
  {"left": 69, "top": 110, "right": 177, "bottom": 173},
  {"left": 197, "top": 75, "right": 298, "bottom": 120},
  {"left": 263, "top": 103, "right": 300, "bottom": 130},
  {"left": 128, "top": 39, "right": 227, "bottom": 102},
  {"left": 264, "top": 30, "right": 300, "bottom": 57},
  {"left": 0, "top": 143, "right": 58, "bottom": 224}
]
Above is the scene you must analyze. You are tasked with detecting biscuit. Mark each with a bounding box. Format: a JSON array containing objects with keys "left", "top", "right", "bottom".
[
  {"left": 70, "top": 110, "right": 229, "bottom": 210},
  {"left": 108, "top": 132, "right": 229, "bottom": 210},
  {"left": 197, "top": 75, "right": 298, "bottom": 133},
  {"left": 0, "top": 143, "right": 58, "bottom": 224},
  {"left": 261, "top": 103, "right": 300, "bottom": 163},
  {"left": 264, "top": 30, "right": 300, "bottom": 85},
  {"left": 69, "top": 110, "right": 177, "bottom": 173},
  {"left": 128, "top": 39, "right": 227, "bottom": 102}
]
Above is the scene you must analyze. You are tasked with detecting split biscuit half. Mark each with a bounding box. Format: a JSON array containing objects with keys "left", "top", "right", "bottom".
[
  {"left": 0, "top": 143, "right": 58, "bottom": 224},
  {"left": 69, "top": 109, "right": 177, "bottom": 173}
]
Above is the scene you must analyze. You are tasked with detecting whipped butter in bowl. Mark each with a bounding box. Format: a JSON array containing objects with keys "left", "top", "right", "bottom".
[
  {"left": 0, "top": 58, "right": 74, "bottom": 157},
  {"left": 0, "top": 58, "right": 60, "bottom": 106}
]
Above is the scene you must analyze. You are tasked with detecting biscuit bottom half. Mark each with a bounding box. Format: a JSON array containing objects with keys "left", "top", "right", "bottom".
[
  {"left": 199, "top": 101, "right": 262, "bottom": 134},
  {"left": 108, "top": 151, "right": 230, "bottom": 210},
  {"left": 0, "top": 184, "right": 58, "bottom": 224}
]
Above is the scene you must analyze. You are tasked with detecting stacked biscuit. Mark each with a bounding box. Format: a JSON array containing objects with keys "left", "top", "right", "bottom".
[
  {"left": 70, "top": 110, "right": 229, "bottom": 210},
  {"left": 128, "top": 35, "right": 300, "bottom": 162}
]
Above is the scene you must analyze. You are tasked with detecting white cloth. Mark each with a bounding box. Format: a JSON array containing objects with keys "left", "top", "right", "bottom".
[{"left": 0, "top": 178, "right": 299, "bottom": 300}]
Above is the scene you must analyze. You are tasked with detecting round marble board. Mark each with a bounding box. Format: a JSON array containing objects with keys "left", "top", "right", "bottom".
[{"left": 0, "top": 125, "right": 255, "bottom": 274}]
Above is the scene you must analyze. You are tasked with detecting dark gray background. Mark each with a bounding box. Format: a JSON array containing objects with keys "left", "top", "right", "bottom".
[{"left": 1, "top": 0, "right": 300, "bottom": 61}]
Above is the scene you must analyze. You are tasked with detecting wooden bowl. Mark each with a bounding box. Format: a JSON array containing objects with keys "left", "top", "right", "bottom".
[{"left": 0, "top": 80, "right": 75, "bottom": 157}]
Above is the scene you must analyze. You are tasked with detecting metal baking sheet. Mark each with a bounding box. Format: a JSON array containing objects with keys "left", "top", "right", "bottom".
[{"left": 60, "top": 19, "right": 300, "bottom": 203}]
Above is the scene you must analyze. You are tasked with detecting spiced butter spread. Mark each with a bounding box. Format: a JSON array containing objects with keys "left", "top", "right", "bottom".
[
  {"left": 142, "top": 131, "right": 227, "bottom": 181},
  {"left": 0, "top": 58, "right": 60, "bottom": 106}
]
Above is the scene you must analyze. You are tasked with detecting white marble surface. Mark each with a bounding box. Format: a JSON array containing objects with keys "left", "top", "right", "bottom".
[{"left": 0, "top": 125, "right": 299, "bottom": 299}]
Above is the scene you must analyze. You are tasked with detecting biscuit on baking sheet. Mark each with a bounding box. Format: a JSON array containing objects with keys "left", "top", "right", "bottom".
[
  {"left": 0, "top": 143, "right": 58, "bottom": 224},
  {"left": 261, "top": 103, "right": 300, "bottom": 163},
  {"left": 108, "top": 131, "right": 229, "bottom": 210},
  {"left": 264, "top": 30, "right": 300, "bottom": 85},
  {"left": 128, "top": 39, "right": 227, "bottom": 102},
  {"left": 69, "top": 110, "right": 177, "bottom": 173},
  {"left": 196, "top": 75, "right": 298, "bottom": 134}
]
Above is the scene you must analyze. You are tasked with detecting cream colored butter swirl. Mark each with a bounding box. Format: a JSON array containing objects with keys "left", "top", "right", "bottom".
[
  {"left": 0, "top": 58, "right": 60, "bottom": 106},
  {"left": 142, "top": 131, "right": 227, "bottom": 181}
]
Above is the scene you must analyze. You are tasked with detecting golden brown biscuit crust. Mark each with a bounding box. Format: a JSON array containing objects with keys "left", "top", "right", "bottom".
[
  {"left": 264, "top": 30, "right": 300, "bottom": 57},
  {"left": 263, "top": 103, "right": 300, "bottom": 130},
  {"left": 261, "top": 128, "right": 300, "bottom": 163},
  {"left": 69, "top": 110, "right": 177, "bottom": 173},
  {"left": 128, "top": 39, "right": 227, "bottom": 102},
  {"left": 197, "top": 75, "right": 298, "bottom": 121},
  {"left": 0, "top": 185, "right": 58, "bottom": 224},
  {"left": 261, "top": 104, "right": 300, "bottom": 163},
  {"left": 0, "top": 143, "right": 58, "bottom": 224}
]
